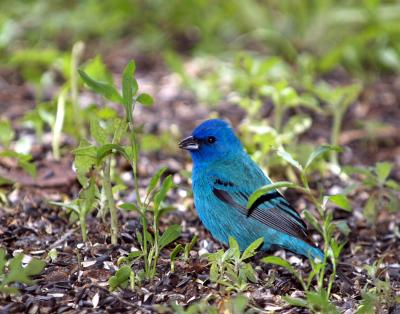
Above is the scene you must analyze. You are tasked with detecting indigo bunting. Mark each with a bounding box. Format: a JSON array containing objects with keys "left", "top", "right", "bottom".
[{"left": 179, "top": 119, "right": 323, "bottom": 260}]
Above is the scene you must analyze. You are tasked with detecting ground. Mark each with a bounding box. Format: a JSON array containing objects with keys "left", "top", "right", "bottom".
[{"left": 0, "top": 50, "right": 399, "bottom": 313}]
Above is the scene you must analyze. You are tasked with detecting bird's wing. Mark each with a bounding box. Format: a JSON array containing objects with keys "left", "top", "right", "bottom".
[{"left": 208, "top": 159, "right": 310, "bottom": 243}]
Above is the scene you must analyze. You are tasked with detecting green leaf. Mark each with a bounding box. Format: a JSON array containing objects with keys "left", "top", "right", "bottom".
[
  {"left": 335, "top": 220, "right": 350, "bottom": 237},
  {"left": 243, "top": 263, "right": 257, "bottom": 283},
  {"left": 127, "top": 251, "right": 142, "bottom": 260},
  {"left": 170, "top": 244, "right": 183, "bottom": 261},
  {"left": 119, "top": 202, "right": 140, "bottom": 213},
  {"left": 47, "top": 248, "right": 58, "bottom": 262},
  {"left": 364, "top": 197, "right": 377, "bottom": 223},
  {"left": 159, "top": 224, "right": 182, "bottom": 250},
  {"left": 2, "top": 254, "right": 44, "bottom": 288},
  {"left": 80, "top": 177, "right": 97, "bottom": 215},
  {"left": 184, "top": 235, "right": 198, "bottom": 259},
  {"left": 0, "top": 151, "right": 36, "bottom": 178},
  {"left": 50, "top": 201, "right": 80, "bottom": 214},
  {"left": 73, "top": 140, "right": 97, "bottom": 186},
  {"left": 108, "top": 265, "right": 132, "bottom": 291},
  {"left": 282, "top": 296, "right": 308, "bottom": 307},
  {"left": 376, "top": 162, "right": 392, "bottom": 184},
  {"left": 305, "top": 145, "right": 342, "bottom": 170},
  {"left": 24, "top": 258, "right": 46, "bottom": 276},
  {"left": 110, "top": 118, "right": 128, "bottom": 144},
  {"left": 19, "top": 159, "right": 37, "bottom": 178},
  {"left": 327, "top": 194, "right": 352, "bottom": 212},
  {"left": 146, "top": 167, "right": 168, "bottom": 198},
  {"left": 0, "top": 248, "right": 6, "bottom": 274},
  {"left": 277, "top": 147, "right": 303, "bottom": 171},
  {"left": 153, "top": 175, "right": 174, "bottom": 212},
  {"left": 137, "top": 93, "right": 154, "bottom": 106},
  {"left": 386, "top": 179, "right": 400, "bottom": 191},
  {"left": 247, "top": 181, "right": 301, "bottom": 209},
  {"left": 0, "top": 119, "right": 15, "bottom": 147},
  {"left": 228, "top": 237, "right": 240, "bottom": 259},
  {"left": 78, "top": 69, "right": 122, "bottom": 103},
  {"left": 90, "top": 118, "right": 107, "bottom": 146},
  {"left": 83, "top": 55, "right": 113, "bottom": 84},
  {"left": 96, "top": 144, "right": 130, "bottom": 164},
  {"left": 303, "top": 209, "right": 322, "bottom": 234},
  {"left": 210, "top": 262, "right": 218, "bottom": 282},
  {"left": 241, "top": 237, "right": 263, "bottom": 261},
  {"left": 122, "top": 61, "right": 137, "bottom": 123},
  {"left": 261, "top": 256, "right": 296, "bottom": 275}
]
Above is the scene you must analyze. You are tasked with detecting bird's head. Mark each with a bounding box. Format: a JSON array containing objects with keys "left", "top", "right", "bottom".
[{"left": 179, "top": 119, "right": 243, "bottom": 165}]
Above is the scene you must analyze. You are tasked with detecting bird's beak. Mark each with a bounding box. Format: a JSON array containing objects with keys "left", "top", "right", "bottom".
[{"left": 179, "top": 136, "right": 199, "bottom": 150}]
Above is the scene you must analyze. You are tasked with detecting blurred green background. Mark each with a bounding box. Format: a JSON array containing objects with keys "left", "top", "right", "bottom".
[{"left": 1, "top": 0, "right": 400, "bottom": 75}]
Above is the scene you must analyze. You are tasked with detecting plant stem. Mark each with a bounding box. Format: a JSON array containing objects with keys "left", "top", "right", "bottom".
[
  {"left": 330, "top": 108, "right": 343, "bottom": 166},
  {"left": 103, "top": 158, "right": 118, "bottom": 245},
  {"left": 52, "top": 90, "right": 66, "bottom": 160},
  {"left": 301, "top": 172, "right": 324, "bottom": 218},
  {"left": 141, "top": 216, "right": 149, "bottom": 275},
  {"left": 80, "top": 214, "right": 87, "bottom": 242},
  {"left": 71, "top": 41, "right": 85, "bottom": 138}
]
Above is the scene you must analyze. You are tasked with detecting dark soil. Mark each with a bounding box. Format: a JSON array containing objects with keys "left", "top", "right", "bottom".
[{"left": 0, "top": 52, "right": 399, "bottom": 313}]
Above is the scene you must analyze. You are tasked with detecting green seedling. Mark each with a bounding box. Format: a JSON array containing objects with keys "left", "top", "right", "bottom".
[
  {"left": 157, "top": 294, "right": 251, "bottom": 314},
  {"left": 345, "top": 161, "right": 400, "bottom": 222},
  {"left": 0, "top": 248, "right": 45, "bottom": 295},
  {"left": 77, "top": 59, "right": 153, "bottom": 245},
  {"left": 170, "top": 235, "right": 198, "bottom": 272},
  {"left": 0, "top": 150, "right": 36, "bottom": 185},
  {"left": 310, "top": 82, "right": 362, "bottom": 167},
  {"left": 356, "top": 259, "right": 398, "bottom": 313},
  {"left": 205, "top": 237, "right": 263, "bottom": 293},
  {"left": 79, "top": 60, "right": 179, "bottom": 286},
  {"left": 154, "top": 294, "right": 248, "bottom": 314},
  {"left": 260, "top": 80, "right": 317, "bottom": 133},
  {"left": 47, "top": 248, "right": 58, "bottom": 263},
  {"left": 70, "top": 41, "right": 85, "bottom": 138},
  {"left": 51, "top": 177, "right": 98, "bottom": 242},
  {"left": 116, "top": 168, "right": 181, "bottom": 285}
]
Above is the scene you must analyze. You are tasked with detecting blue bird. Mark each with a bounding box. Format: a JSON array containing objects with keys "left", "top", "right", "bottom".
[{"left": 179, "top": 119, "right": 323, "bottom": 260}]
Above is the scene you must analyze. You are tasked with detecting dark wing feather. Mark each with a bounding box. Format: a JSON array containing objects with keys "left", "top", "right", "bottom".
[{"left": 212, "top": 179, "right": 310, "bottom": 243}]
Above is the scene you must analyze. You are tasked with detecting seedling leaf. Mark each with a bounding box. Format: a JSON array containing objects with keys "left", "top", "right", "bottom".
[
  {"left": 78, "top": 69, "right": 122, "bottom": 103},
  {"left": 159, "top": 224, "right": 182, "bottom": 250}
]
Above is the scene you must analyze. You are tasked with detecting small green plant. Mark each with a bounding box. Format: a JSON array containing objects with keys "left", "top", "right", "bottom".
[
  {"left": 115, "top": 167, "right": 181, "bottom": 285},
  {"left": 169, "top": 235, "right": 198, "bottom": 272},
  {"left": 0, "top": 248, "right": 45, "bottom": 295},
  {"left": 310, "top": 82, "right": 362, "bottom": 167},
  {"left": 75, "top": 59, "right": 153, "bottom": 245},
  {"left": 204, "top": 237, "right": 263, "bottom": 293},
  {"left": 0, "top": 150, "right": 37, "bottom": 184},
  {"left": 51, "top": 177, "right": 98, "bottom": 241},
  {"left": 0, "top": 117, "right": 36, "bottom": 184},
  {"left": 248, "top": 145, "right": 349, "bottom": 312},
  {"left": 156, "top": 294, "right": 251, "bottom": 314},
  {"left": 345, "top": 161, "right": 400, "bottom": 222},
  {"left": 356, "top": 259, "right": 398, "bottom": 313},
  {"left": 75, "top": 60, "right": 181, "bottom": 286}
]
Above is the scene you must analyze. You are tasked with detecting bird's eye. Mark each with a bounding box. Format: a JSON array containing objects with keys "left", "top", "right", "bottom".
[{"left": 207, "top": 136, "right": 216, "bottom": 144}]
